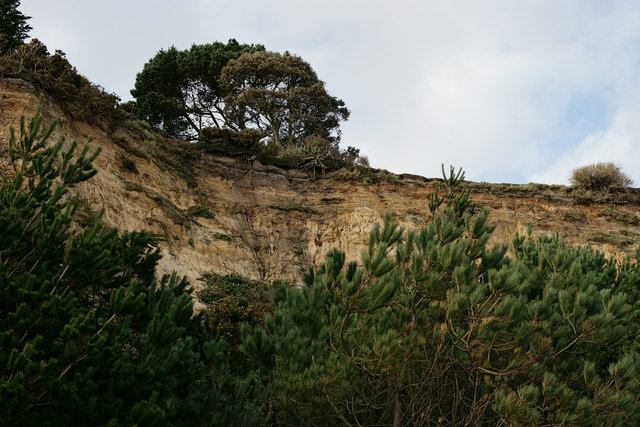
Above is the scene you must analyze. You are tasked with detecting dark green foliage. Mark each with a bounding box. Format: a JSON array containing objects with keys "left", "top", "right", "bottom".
[
  {"left": 132, "top": 42, "right": 352, "bottom": 166},
  {"left": 563, "top": 210, "right": 586, "bottom": 222},
  {"left": 198, "top": 273, "right": 275, "bottom": 349},
  {"left": 204, "top": 298, "right": 261, "bottom": 347},
  {"left": 186, "top": 205, "right": 214, "bottom": 219},
  {"left": 270, "top": 204, "right": 318, "bottom": 214},
  {"left": 119, "top": 153, "right": 138, "bottom": 173},
  {"left": 0, "top": 39, "right": 126, "bottom": 128},
  {"left": 221, "top": 51, "right": 350, "bottom": 147},
  {"left": 212, "top": 232, "right": 233, "bottom": 241},
  {"left": 0, "top": 0, "right": 31, "bottom": 54},
  {"left": 0, "top": 107, "right": 263, "bottom": 425},
  {"left": 131, "top": 40, "right": 265, "bottom": 141},
  {"left": 199, "top": 126, "right": 264, "bottom": 153},
  {"left": 197, "top": 273, "right": 272, "bottom": 308},
  {"left": 198, "top": 126, "right": 365, "bottom": 177},
  {"left": 242, "top": 169, "right": 640, "bottom": 425}
]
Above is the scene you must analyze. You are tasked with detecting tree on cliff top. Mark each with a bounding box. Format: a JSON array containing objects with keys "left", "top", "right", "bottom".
[
  {"left": 131, "top": 39, "right": 265, "bottom": 141},
  {"left": 132, "top": 44, "right": 350, "bottom": 147},
  {"left": 0, "top": 0, "right": 31, "bottom": 54},
  {"left": 221, "top": 51, "right": 350, "bottom": 147}
]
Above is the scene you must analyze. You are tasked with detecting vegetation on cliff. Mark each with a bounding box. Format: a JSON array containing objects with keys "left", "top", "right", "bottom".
[
  {"left": 3, "top": 108, "right": 640, "bottom": 424},
  {"left": 240, "top": 171, "right": 640, "bottom": 425},
  {"left": 0, "top": 0, "right": 31, "bottom": 54},
  {"left": 130, "top": 40, "right": 266, "bottom": 141},
  {"left": 0, "top": 106, "right": 262, "bottom": 425},
  {"left": 0, "top": 38, "right": 127, "bottom": 128},
  {"left": 570, "top": 161, "right": 633, "bottom": 192},
  {"left": 3, "top": 3, "right": 640, "bottom": 425},
  {"left": 132, "top": 41, "right": 361, "bottom": 173}
]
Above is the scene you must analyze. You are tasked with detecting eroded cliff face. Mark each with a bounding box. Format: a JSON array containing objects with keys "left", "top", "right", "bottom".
[{"left": 3, "top": 78, "right": 640, "bottom": 305}]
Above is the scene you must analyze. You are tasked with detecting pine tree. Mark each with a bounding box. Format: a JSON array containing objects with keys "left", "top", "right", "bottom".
[
  {"left": 0, "top": 104, "right": 263, "bottom": 425},
  {"left": 0, "top": 0, "right": 31, "bottom": 54},
  {"left": 244, "top": 166, "right": 640, "bottom": 425}
]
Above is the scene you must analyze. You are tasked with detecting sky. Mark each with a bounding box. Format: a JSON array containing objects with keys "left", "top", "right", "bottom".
[{"left": 17, "top": 0, "right": 640, "bottom": 185}]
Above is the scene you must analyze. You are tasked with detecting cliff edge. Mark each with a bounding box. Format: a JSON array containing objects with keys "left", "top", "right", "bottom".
[{"left": 3, "top": 78, "right": 640, "bottom": 297}]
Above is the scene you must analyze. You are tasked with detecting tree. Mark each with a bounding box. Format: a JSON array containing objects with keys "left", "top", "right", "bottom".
[
  {"left": 221, "top": 51, "right": 350, "bottom": 147},
  {"left": 0, "top": 0, "right": 31, "bottom": 54},
  {"left": 242, "top": 167, "right": 640, "bottom": 425},
  {"left": 0, "top": 39, "right": 124, "bottom": 128},
  {"left": 0, "top": 104, "right": 263, "bottom": 425},
  {"left": 131, "top": 39, "right": 265, "bottom": 141}
]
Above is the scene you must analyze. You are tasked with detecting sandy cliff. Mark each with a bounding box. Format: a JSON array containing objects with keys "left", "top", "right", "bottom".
[{"left": 3, "top": 78, "right": 640, "bottom": 302}]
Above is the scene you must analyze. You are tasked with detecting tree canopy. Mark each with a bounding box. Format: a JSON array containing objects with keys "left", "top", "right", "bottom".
[
  {"left": 221, "top": 51, "right": 350, "bottom": 147},
  {"left": 131, "top": 39, "right": 265, "bottom": 141},
  {"left": 131, "top": 43, "right": 350, "bottom": 146},
  {"left": 0, "top": 0, "right": 31, "bottom": 54}
]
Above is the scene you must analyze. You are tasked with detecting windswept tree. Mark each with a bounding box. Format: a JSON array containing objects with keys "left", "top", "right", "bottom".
[
  {"left": 221, "top": 51, "right": 350, "bottom": 147},
  {"left": 131, "top": 39, "right": 264, "bottom": 140},
  {"left": 0, "top": 0, "right": 31, "bottom": 54}
]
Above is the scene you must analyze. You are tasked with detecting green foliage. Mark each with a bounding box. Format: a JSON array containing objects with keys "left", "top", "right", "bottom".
[
  {"left": 212, "top": 232, "right": 233, "bottom": 241},
  {"left": 570, "top": 161, "right": 633, "bottom": 191},
  {"left": 0, "top": 39, "right": 126, "bottom": 128},
  {"left": 197, "top": 273, "right": 272, "bottom": 307},
  {"left": 199, "top": 126, "right": 366, "bottom": 176},
  {"left": 242, "top": 169, "right": 640, "bottom": 425},
  {"left": 563, "top": 210, "right": 586, "bottom": 222},
  {"left": 186, "top": 204, "right": 214, "bottom": 219},
  {"left": 221, "top": 50, "right": 350, "bottom": 147},
  {"left": 204, "top": 298, "right": 261, "bottom": 346},
  {"left": 586, "top": 231, "right": 635, "bottom": 247},
  {"left": 133, "top": 42, "right": 353, "bottom": 173},
  {"left": 441, "top": 163, "right": 465, "bottom": 187},
  {"left": 0, "top": 0, "right": 31, "bottom": 54},
  {"left": 131, "top": 39, "right": 265, "bottom": 141},
  {"left": 0, "top": 106, "right": 263, "bottom": 425},
  {"left": 198, "top": 273, "right": 275, "bottom": 349},
  {"left": 119, "top": 153, "right": 138, "bottom": 173},
  {"left": 198, "top": 126, "right": 263, "bottom": 153},
  {"left": 599, "top": 207, "right": 639, "bottom": 225}
]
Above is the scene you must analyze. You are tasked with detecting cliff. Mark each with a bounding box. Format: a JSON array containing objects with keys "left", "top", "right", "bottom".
[{"left": 3, "top": 78, "right": 640, "bottom": 305}]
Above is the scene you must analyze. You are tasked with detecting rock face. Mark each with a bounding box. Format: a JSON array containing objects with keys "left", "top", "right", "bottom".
[{"left": 3, "top": 78, "right": 640, "bottom": 297}]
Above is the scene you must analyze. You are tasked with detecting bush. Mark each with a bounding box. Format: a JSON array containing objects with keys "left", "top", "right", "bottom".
[
  {"left": 198, "top": 127, "right": 263, "bottom": 154},
  {"left": 0, "top": 39, "right": 127, "bottom": 128},
  {"left": 570, "top": 162, "right": 632, "bottom": 191}
]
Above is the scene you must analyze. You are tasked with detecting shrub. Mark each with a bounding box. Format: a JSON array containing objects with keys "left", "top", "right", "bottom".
[
  {"left": 570, "top": 162, "right": 632, "bottom": 191},
  {"left": 118, "top": 153, "right": 138, "bottom": 173},
  {"left": 0, "top": 39, "right": 127, "bottom": 128},
  {"left": 599, "top": 208, "right": 639, "bottom": 225},
  {"left": 198, "top": 126, "right": 263, "bottom": 154}
]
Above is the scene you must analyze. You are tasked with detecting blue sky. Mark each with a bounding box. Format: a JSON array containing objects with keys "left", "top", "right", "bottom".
[{"left": 19, "top": 0, "right": 640, "bottom": 185}]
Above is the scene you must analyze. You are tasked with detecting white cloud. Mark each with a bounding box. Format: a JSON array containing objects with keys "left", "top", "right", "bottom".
[
  {"left": 18, "top": 0, "right": 640, "bottom": 184},
  {"left": 529, "top": 90, "right": 640, "bottom": 185}
]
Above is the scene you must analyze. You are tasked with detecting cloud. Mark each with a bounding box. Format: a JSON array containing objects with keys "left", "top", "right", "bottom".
[
  {"left": 529, "top": 89, "right": 640, "bottom": 185},
  {"left": 18, "top": 1, "right": 640, "bottom": 184}
]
